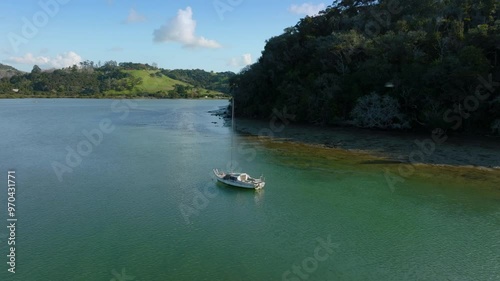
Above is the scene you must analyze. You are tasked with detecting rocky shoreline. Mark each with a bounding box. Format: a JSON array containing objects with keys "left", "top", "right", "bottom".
[{"left": 230, "top": 118, "right": 500, "bottom": 170}]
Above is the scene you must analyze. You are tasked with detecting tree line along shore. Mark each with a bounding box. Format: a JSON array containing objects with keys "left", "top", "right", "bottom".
[
  {"left": 229, "top": 0, "right": 500, "bottom": 136},
  {"left": 0, "top": 62, "right": 233, "bottom": 99},
  {"left": 2, "top": 0, "right": 500, "bottom": 137}
]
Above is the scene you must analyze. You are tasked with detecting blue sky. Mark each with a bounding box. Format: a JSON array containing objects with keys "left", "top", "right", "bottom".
[{"left": 0, "top": 0, "right": 328, "bottom": 73}]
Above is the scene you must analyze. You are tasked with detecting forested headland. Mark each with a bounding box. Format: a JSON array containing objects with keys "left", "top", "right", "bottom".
[
  {"left": 230, "top": 0, "right": 500, "bottom": 135},
  {"left": 0, "top": 62, "right": 234, "bottom": 99}
]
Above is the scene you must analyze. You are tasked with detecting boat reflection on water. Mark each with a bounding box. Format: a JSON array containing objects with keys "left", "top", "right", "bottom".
[{"left": 254, "top": 188, "right": 264, "bottom": 206}]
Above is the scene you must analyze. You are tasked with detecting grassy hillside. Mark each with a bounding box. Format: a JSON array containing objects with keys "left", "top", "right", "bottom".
[
  {"left": 104, "top": 70, "right": 225, "bottom": 98},
  {"left": 0, "top": 62, "right": 231, "bottom": 98}
]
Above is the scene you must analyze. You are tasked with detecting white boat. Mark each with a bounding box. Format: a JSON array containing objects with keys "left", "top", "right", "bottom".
[
  {"left": 213, "top": 169, "right": 265, "bottom": 189},
  {"left": 213, "top": 98, "right": 266, "bottom": 189}
]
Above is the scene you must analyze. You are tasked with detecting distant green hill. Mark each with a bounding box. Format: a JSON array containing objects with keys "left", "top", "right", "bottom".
[
  {"left": 104, "top": 70, "right": 224, "bottom": 98},
  {"left": 0, "top": 62, "right": 232, "bottom": 98},
  {"left": 0, "top": 63, "right": 22, "bottom": 79}
]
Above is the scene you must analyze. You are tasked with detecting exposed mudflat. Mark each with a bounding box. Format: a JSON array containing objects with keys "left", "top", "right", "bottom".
[{"left": 234, "top": 118, "right": 500, "bottom": 170}]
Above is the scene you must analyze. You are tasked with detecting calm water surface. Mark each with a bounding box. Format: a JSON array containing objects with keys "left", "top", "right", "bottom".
[{"left": 0, "top": 99, "right": 498, "bottom": 281}]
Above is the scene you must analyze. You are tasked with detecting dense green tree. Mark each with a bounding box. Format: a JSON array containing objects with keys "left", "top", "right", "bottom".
[
  {"left": 230, "top": 0, "right": 500, "bottom": 133},
  {"left": 0, "top": 58, "right": 233, "bottom": 98}
]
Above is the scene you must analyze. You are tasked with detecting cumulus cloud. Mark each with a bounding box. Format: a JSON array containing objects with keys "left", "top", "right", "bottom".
[
  {"left": 5, "top": 51, "right": 82, "bottom": 69},
  {"left": 228, "top": 53, "right": 252, "bottom": 67},
  {"left": 153, "top": 7, "right": 221, "bottom": 49},
  {"left": 289, "top": 3, "right": 326, "bottom": 16},
  {"left": 124, "top": 8, "right": 146, "bottom": 23},
  {"left": 6, "top": 53, "right": 50, "bottom": 65}
]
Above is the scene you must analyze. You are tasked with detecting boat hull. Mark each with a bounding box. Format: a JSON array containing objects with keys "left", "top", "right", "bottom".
[{"left": 215, "top": 177, "right": 260, "bottom": 189}]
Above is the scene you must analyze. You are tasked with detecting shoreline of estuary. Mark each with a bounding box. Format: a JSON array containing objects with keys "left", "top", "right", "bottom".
[{"left": 232, "top": 118, "right": 500, "bottom": 171}]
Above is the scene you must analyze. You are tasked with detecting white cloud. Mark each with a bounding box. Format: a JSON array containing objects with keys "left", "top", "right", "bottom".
[
  {"left": 5, "top": 51, "right": 82, "bottom": 69},
  {"left": 124, "top": 8, "right": 146, "bottom": 23},
  {"left": 289, "top": 3, "right": 326, "bottom": 16},
  {"left": 153, "top": 7, "right": 221, "bottom": 49},
  {"left": 242, "top": 54, "right": 252, "bottom": 65},
  {"left": 228, "top": 53, "right": 252, "bottom": 67},
  {"left": 6, "top": 53, "right": 50, "bottom": 65}
]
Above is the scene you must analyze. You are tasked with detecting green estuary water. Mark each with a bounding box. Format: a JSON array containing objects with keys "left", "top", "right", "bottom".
[{"left": 0, "top": 99, "right": 499, "bottom": 281}]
